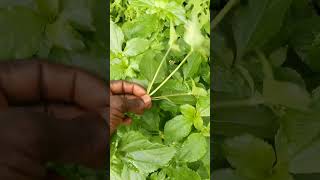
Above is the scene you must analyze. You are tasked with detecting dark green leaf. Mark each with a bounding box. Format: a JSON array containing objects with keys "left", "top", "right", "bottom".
[
  {"left": 0, "top": 6, "right": 45, "bottom": 59},
  {"left": 232, "top": 0, "right": 292, "bottom": 60}
]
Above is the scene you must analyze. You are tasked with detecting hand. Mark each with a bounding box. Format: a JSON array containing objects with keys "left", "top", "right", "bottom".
[
  {"left": 0, "top": 60, "right": 108, "bottom": 179},
  {"left": 109, "top": 80, "right": 152, "bottom": 135}
]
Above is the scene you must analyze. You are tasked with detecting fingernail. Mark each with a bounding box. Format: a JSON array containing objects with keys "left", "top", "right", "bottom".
[{"left": 141, "top": 95, "right": 151, "bottom": 108}]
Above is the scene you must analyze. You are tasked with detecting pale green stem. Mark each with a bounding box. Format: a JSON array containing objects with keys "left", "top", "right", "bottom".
[
  {"left": 150, "top": 50, "right": 193, "bottom": 96},
  {"left": 152, "top": 93, "right": 192, "bottom": 100},
  {"left": 212, "top": 0, "right": 240, "bottom": 30},
  {"left": 256, "top": 50, "right": 274, "bottom": 80},
  {"left": 147, "top": 46, "right": 172, "bottom": 94},
  {"left": 214, "top": 97, "right": 265, "bottom": 108}
]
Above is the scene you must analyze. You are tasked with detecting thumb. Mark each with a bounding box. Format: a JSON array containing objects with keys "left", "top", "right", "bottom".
[{"left": 124, "top": 95, "right": 149, "bottom": 115}]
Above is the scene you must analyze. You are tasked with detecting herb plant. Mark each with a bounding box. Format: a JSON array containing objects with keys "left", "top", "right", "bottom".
[
  {"left": 0, "top": 0, "right": 108, "bottom": 179},
  {"left": 110, "top": 0, "right": 210, "bottom": 179},
  {"left": 213, "top": 0, "right": 320, "bottom": 180}
]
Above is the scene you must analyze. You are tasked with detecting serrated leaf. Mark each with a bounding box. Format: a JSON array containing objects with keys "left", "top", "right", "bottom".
[
  {"left": 196, "top": 95, "right": 210, "bottom": 117},
  {"left": 212, "top": 169, "right": 248, "bottom": 180},
  {"left": 35, "top": 0, "right": 59, "bottom": 18},
  {"left": 169, "top": 166, "right": 201, "bottom": 180},
  {"left": 289, "top": 138, "right": 320, "bottom": 173},
  {"left": 164, "top": 115, "right": 193, "bottom": 143},
  {"left": 232, "top": 0, "right": 292, "bottom": 60},
  {"left": 46, "top": 18, "right": 85, "bottom": 51},
  {"left": 124, "top": 38, "right": 150, "bottom": 57},
  {"left": 61, "top": 0, "right": 95, "bottom": 31},
  {"left": 263, "top": 79, "right": 311, "bottom": 111},
  {"left": 183, "top": 51, "right": 204, "bottom": 79},
  {"left": 110, "top": 20, "right": 124, "bottom": 53},
  {"left": 121, "top": 164, "right": 146, "bottom": 180},
  {"left": 223, "top": 134, "right": 276, "bottom": 179},
  {"left": 122, "top": 14, "right": 160, "bottom": 39},
  {"left": 119, "top": 132, "right": 176, "bottom": 174},
  {"left": 139, "top": 50, "right": 167, "bottom": 83},
  {"left": 178, "top": 133, "right": 207, "bottom": 162},
  {"left": 141, "top": 107, "right": 160, "bottom": 131},
  {"left": 290, "top": 17, "right": 320, "bottom": 72},
  {"left": 0, "top": 6, "right": 45, "bottom": 59},
  {"left": 180, "top": 104, "right": 196, "bottom": 120}
]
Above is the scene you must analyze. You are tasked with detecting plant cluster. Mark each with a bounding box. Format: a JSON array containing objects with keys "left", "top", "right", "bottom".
[
  {"left": 110, "top": 0, "right": 210, "bottom": 179},
  {"left": 0, "top": 0, "right": 107, "bottom": 79},
  {"left": 213, "top": 0, "right": 320, "bottom": 180},
  {"left": 0, "top": 1, "right": 107, "bottom": 179}
]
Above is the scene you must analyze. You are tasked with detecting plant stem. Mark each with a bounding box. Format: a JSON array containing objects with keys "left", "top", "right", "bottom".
[
  {"left": 256, "top": 50, "right": 274, "bottom": 80},
  {"left": 213, "top": 97, "right": 265, "bottom": 108},
  {"left": 147, "top": 46, "right": 172, "bottom": 94},
  {"left": 152, "top": 93, "right": 192, "bottom": 100},
  {"left": 211, "top": 0, "right": 240, "bottom": 30},
  {"left": 150, "top": 50, "right": 193, "bottom": 96}
]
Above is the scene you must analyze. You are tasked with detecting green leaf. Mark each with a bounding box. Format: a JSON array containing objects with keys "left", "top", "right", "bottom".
[
  {"left": 212, "top": 169, "right": 248, "bottom": 180},
  {"left": 213, "top": 105, "right": 278, "bottom": 139},
  {"left": 124, "top": 38, "right": 150, "bottom": 57},
  {"left": 119, "top": 132, "right": 176, "bottom": 174},
  {"left": 0, "top": 0, "right": 34, "bottom": 8},
  {"left": 193, "top": 112, "right": 204, "bottom": 131},
  {"left": 280, "top": 109, "right": 320, "bottom": 157},
  {"left": 183, "top": 51, "right": 204, "bottom": 79},
  {"left": 129, "top": 0, "right": 186, "bottom": 25},
  {"left": 164, "top": 115, "right": 193, "bottom": 143},
  {"left": 232, "top": 0, "right": 292, "bottom": 60},
  {"left": 180, "top": 104, "right": 196, "bottom": 120},
  {"left": 141, "top": 107, "right": 160, "bottom": 131},
  {"left": 178, "top": 133, "right": 207, "bottom": 162},
  {"left": 121, "top": 164, "right": 146, "bottom": 180},
  {"left": 119, "top": 131, "right": 158, "bottom": 152},
  {"left": 196, "top": 95, "right": 210, "bottom": 117},
  {"left": 169, "top": 166, "right": 201, "bottom": 180},
  {"left": 150, "top": 170, "right": 167, "bottom": 180},
  {"left": 110, "top": 20, "right": 124, "bottom": 53},
  {"left": 191, "top": 81, "right": 208, "bottom": 96},
  {"left": 268, "top": 46, "right": 288, "bottom": 67},
  {"left": 0, "top": 6, "right": 45, "bottom": 59},
  {"left": 126, "top": 146, "right": 176, "bottom": 174},
  {"left": 122, "top": 14, "right": 160, "bottom": 39},
  {"left": 46, "top": 18, "right": 85, "bottom": 51},
  {"left": 289, "top": 138, "right": 320, "bottom": 173},
  {"left": 263, "top": 79, "right": 311, "bottom": 111},
  {"left": 139, "top": 50, "right": 167, "bottom": 83},
  {"left": 223, "top": 134, "right": 276, "bottom": 179},
  {"left": 290, "top": 17, "right": 320, "bottom": 72},
  {"left": 35, "top": 0, "right": 59, "bottom": 19},
  {"left": 60, "top": 0, "right": 95, "bottom": 31}
]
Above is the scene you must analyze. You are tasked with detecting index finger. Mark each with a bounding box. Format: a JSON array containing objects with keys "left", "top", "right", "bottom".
[{"left": 110, "top": 80, "right": 147, "bottom": 97}]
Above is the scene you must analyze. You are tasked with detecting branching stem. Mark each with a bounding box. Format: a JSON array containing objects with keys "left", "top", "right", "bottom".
[
  {"left": 211, "top": 0, "right": 240, "bottom": 30},
  {"left": 150, "top": 50, "right": 193, "bottom": 96},
  {"left": 147, "top": 46, "right": 172, "bottom": 94}
]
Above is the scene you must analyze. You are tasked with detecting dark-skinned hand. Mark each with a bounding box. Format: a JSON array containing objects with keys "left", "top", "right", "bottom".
[{"left": 0, "top": 60, "right": 151, "bottom": 180}]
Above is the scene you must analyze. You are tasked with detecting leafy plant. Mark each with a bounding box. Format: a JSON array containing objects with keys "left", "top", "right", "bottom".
[
  {"left": 213, "top": 0, "right": 320, "bottom": 179},
  {"left": 0, "top": 0, "right": 108, "bottom": 179},
  {"left": 0, "top": 0, "right": 107, "bottom": 79},
  {"left": 110, "top": 0, "right": 210, "bottom": 179}
]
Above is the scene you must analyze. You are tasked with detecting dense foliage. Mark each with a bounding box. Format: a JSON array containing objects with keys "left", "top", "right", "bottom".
[
  {"left": 110, "top": 0, "right": 210, "bottom": 179},
  {"left": 0, "top": 0, "right": 107, "bottom": 179},
  {"left": 0, "top": 0, "right": 107, "bottom": 80},
  {"left": 212, "top": 0, "right": 320, "bottom": 179}
]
